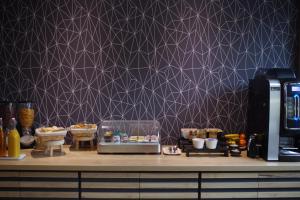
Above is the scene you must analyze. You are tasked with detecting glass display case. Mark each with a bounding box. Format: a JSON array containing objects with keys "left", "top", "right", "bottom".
[{"left": 97, "top": 120, "right": 161, "bottom": 154}]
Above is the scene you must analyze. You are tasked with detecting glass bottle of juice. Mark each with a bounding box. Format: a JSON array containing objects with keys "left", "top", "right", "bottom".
[
  {"left": 0, "top": 118, "right": 7, "bottom": 156},
  {"left": 8, "top": 118, "right": 20, "bottom": 158}
]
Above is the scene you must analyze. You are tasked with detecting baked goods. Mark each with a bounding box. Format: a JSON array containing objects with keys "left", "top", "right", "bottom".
[
  {"left": 72, "top": 123, "right": 97, "bottom": 129},
  {"left": 205, "top": 128, "right": 223, "bottom": 138},
  {"left": 224, "top": 133, "right": 240, "bottom": 145},
  {"left": 150, "top": 135, "right": 158, "bottom": 142},
  {"left": 129, "top": 136, "right": 138, "bottom": 142},
  {"left": 40, "top": 126, "right": 65, "bottom": 132},
  {"left": 196, "top": 129, "right": 206, "bottom": 138},
  {"left": 137, "top": 136, "right": 145, "bottom": 143},
  {"left": 205, "top": 128, "right": 223, "bottom": 133}
]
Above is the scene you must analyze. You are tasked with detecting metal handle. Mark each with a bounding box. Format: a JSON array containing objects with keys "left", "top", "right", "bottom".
[{"left": 293, "top": 94, "right": 299, "bottom": 119}]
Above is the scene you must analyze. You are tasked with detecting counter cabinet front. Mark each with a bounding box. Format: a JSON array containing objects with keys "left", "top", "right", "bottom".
[
  {"left": 0, "top": 147, "right": 300, "bottom": 199},
  {"left": 1, "top": 171, "right": 300, "bottom": 200}
]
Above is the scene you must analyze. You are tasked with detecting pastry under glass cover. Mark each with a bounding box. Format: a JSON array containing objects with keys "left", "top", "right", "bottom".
[{"left": 97, "top": 120, "right": 161, "bottom": 153}]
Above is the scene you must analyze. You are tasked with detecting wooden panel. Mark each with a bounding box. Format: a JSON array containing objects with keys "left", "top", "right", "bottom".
[
  {"left": 259, "top": 181, "right": 300, "bottom": 188},
  {"left": 20, "top": 181, "right": 78, "bottom": 188},
  {"left": 201, "top": 181, "right": 257, "bottom": 189},
  {"left": 258, "top": 191, "right": 300, "bottom": 198},
  {"left": 19, "top": 171, "right": 79, "bottom": 199},
  {"left": 0, "top": 171, "right": 19, "bottom": 177},
  {"left": 140, "top": 172, "right": 198, "bottom": 179},
  {"left": 140, "top": 172, "right": 198, "bottom": 199},
  {"left": 140, "top": 192, "right": 198, "bottom": 199},
  {"left": 82, "top": 172, "right": 139, "bottom": 179},
  {"left": 81, "top": 172, "right": 139, "bottom": 199},
  {"left": 0, "top": 171, "right": 20, "bottom": 198},
  {"left": 201, "top": 172, "right": 258, "bottom": 199},
  {"left": 140, "top": 182, "right": 198, "bottom": 189},
  {"left": 20, "top": 191, "right": 78, "bottom": 198},
  {"left": 202, "top": 191, "right": 257, "bottom": 199},
  {"left": 0, "top": 191, "right": 20, "bottom": 198},
  {"left": 0, "top": 181, "right": 19, "bottom": 188},
  {"left": 259, "top": 172, "right": 300, "bottom": 178},
  {"left": 202, "top": 172, "right": 258, "bottom": 179},
  {"left": 20, "top": 171, "right": 77, "bottom": 178},
  {"left": 82, "top": 192, "right": 139, "bottom": 199},
  {"left": 258, "top": 172, "right": 300, "bottom": 198},
  {"left": 82, "top": 182, "right": 138, "bottom": 189}
]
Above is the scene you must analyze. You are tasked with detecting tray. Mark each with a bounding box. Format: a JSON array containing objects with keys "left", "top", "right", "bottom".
[
  {"left": 178, "top": 138, "right": 228, "bottom": 157},
  {"left": 0, "top": 154, "right": 26, "bottom": 160},
  {"left": 185, "top": 145, "right": 229, "bottom": 157}
]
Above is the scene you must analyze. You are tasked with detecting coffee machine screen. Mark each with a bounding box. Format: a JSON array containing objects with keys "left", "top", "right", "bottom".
[
  {"left": 292, "top": 86, "right": 300, "bottom": 92},
  {"left": 285, "top": 83, "right": 300, "bottom": 130}
]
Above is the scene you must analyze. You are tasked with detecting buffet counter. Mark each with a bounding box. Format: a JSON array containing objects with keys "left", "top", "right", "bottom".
[
  {"left": 0, "top": 145, "right": 299, "bottom": 171},
  {"left": 0, "top": 146, "right": 300, "bottom": 199}
]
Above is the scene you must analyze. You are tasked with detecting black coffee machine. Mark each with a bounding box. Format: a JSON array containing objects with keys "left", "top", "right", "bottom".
[{"left": 247, "top": 68, "right": 300, "bottom": 161}]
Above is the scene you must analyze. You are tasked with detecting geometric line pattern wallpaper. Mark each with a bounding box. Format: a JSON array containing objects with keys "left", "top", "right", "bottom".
[{"left": 0, "top": 0, "right": 298, "bottom": 144}]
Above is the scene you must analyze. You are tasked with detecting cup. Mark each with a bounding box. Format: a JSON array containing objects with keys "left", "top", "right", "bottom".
[
  {"left": 192, "top": 138, "right": 205, "bottom": 149},
  {"left": 205, "top": 138, "right": 218, "bottom": 149}
]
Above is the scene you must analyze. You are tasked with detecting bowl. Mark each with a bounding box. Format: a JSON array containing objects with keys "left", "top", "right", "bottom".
[
  {"left": 69, "top": 124, "right": 97, "bottom": 137},
  {"left": 181, "top": 128, "right": 198, "bottom": 139},
  {"left": 205, "top": 138, "right": 218, "bottom": 149},
  {"left": 192, "top": 138, "right": 205, "bottom": 149},
  {"left": 20, "top": 135, "right": 34, "bottom": 147}
]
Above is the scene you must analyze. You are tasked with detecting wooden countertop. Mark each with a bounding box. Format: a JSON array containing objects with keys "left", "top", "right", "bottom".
[{"left": 0, "top": 146, "right": 300, "bottom": 171}]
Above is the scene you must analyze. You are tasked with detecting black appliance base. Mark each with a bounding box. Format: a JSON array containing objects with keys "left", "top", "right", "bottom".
[{"left": 279, "top": 155, "right": 300, "bottom": 162}]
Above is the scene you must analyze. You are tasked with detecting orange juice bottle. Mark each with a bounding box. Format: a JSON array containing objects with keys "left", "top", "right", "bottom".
[
  {"left": 8, "top": 118, "right": 20, "bottom": 158},
  {"left": 0, "top": 118, "right": 7, "bottom": 156}
]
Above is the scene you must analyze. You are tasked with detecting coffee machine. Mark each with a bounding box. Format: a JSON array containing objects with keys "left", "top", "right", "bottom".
[{"left": 247, "top": 68, "right": 300, "bottom": 161}]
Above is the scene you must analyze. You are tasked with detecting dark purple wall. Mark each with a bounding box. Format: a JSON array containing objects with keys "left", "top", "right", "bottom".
[{"left": 0, "top": 0, "right": 298, "bottom": 144}]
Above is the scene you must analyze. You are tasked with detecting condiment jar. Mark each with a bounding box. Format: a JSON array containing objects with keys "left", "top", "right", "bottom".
[
  {"left": 0, "top": 118, "right": 7, "bottom": 157},
  {"left": 8, "top": 118, "right": 20, "bottom": 158}
]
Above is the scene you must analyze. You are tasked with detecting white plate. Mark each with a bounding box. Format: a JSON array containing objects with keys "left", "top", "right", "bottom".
[
  {"left": 0, "top": 154, "right": 26, "bottom": 160},
  {"left": 35, "top": 127, "right": 67, "bottom": 137},
  {"left": 162, "top": 147, "right": 182, "bottom": 155}
]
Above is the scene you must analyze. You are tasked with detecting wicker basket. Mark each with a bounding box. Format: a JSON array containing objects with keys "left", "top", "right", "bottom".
[
  {"left": 35, "top": 127, "right": 67, "bottom": 150},
  {"left": 35, "top": 135, "right": 65, "bottom": 150},
  {"left": 69, "top": 125, "right": 97, "bottom": 139}
]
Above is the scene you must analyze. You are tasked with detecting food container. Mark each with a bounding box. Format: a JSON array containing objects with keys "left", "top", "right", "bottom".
[
  {"left": 98, "top": 120, "right": 161, "bottom": 154},
  {"left": 192, "top": 138, "right": 205, "bottom": 149},
  {"left": 17, "top": 102, "right": 35, "bottom": 147},
  {"left": 181, "top": 128, "right": 198, "bottom": 139},
  {"left": 205, "top": 138, "right": 218, "bottom": 149}
]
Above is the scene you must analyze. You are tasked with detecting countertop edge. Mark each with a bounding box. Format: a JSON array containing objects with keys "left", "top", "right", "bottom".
[{"left": 0, "top": 165, "right": 300, "bottom": 172}]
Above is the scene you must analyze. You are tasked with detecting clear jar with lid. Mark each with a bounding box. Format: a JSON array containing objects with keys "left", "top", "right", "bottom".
[{"left": 17, "top": 101, "right": 35, "bottom": 147}]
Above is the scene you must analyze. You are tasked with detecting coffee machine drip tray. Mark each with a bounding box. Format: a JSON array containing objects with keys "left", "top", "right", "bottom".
[
  {"left": 280, "top": 149, "right": 300, "bottom": 155},
  {"left": 279, "top": 148, "right": 300, "bottom": 161}
]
